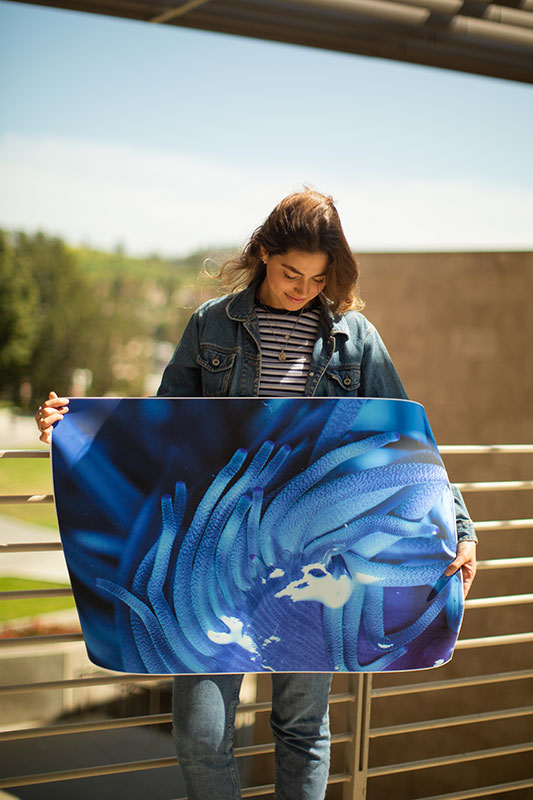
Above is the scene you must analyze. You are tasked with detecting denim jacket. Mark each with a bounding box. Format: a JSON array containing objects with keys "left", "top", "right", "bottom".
[{"left": 158, "top": 284, "right": 477, "bottom": 542}]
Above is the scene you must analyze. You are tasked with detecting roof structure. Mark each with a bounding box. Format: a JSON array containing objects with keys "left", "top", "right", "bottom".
[{"left": 11, "top": 0, "right": 533, "bottom": 83}]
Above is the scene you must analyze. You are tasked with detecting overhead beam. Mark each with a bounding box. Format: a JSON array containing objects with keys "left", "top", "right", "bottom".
[{"left": 150, "top": 0, "right": 212, "bottom": 25}]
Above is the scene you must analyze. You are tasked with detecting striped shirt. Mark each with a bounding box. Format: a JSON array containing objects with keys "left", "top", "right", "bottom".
[{"left": 256, "top": 303, "right": 321, "bottom": 396}]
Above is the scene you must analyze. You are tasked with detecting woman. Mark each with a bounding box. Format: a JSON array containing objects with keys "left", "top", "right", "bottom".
[{"left": 36, "top": 188, "right": 477, "bottom": 800}]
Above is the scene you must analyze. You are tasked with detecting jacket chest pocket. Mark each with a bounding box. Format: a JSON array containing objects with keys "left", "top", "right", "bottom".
[
  {"left": 197, "top": 347, "right": 236, "bottom": 396},
  {"left": 325, "top": 366, "right": 361, "bottom": 396}
]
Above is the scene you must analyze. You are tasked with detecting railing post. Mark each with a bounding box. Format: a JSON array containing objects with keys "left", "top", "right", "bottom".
[{"left": 342, "top": 673, "right": 372, "bottom": 800}]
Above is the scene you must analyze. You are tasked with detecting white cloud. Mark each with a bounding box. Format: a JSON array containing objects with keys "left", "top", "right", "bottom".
[{"left": 0, "top": 132, "right": 531, "bottom": 255}]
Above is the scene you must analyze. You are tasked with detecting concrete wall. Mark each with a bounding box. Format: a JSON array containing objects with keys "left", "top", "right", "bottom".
[{"left": 358, "top": 251, "right": 533, "bottom": 446}]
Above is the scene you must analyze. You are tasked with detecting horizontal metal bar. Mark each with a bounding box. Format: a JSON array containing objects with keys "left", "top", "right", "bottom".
[
  {"left": 476, "top": 556, "right": 533, "bottom": 569},
  {"left": 240, "top": 772, "right": 349, "bottom": 800},
  {"left": 0, "top": 713, "right": 173, "bottom": 741},
  {"left": 455, "top": 480, "right": 533, "bottom": 492},
  {"left": 288, "top": 0, "right": 429, "bottom": 26},
  {"left": 456, "top": 632, "right": 533, "bottom": 649},
  {"left": 0, "top": 542, "right": 63, "bottom": 553},
  {"left": 439, "top": 444, "right": 533, "bottom": 454},
  {"left": 371, "top": 669, "right": 533, "bottom": 698},
  {"left": 0, "top": 742, "right": 351, "bottom": 790},
  {"left": 0, "top": 633, "right": 84, "bottom": 647},
  {"left": 474, "top": 518, "right": 533, "bottom": 531},
  {"left": 151, "top": 0, "right": 213, "bottom": 24},
  {"left": 370, "top": 705, "right": 533, "bottom": 737},
  {"left": 464, "top": 593, "right": 533, "bottom": 609},
  {"left": 368, "top": 741, "right": 533, "bottom": 776},
  {"left": 0, "top": 756, "right": 179, "bottom": 788},
  {"left": 0, "top": 588, "right": 73, "bottom": 600},
  {"left": 0, "top": 450, "right": 50, "bottom": 458},
  {"left": 412, "top": 777, "right": 533, "bottom": 800},
  {"left": 0, "top": 494, "right": 54, "bottom": 504},
  {"left": 0, "top": 697, "right": 356, "bottom": 742},
  {"left": 0, "top": 674, "right": 166, "bottom": 695},
  {"left": 383, "top": 0, "right": 463, "bottom": 14},
  {"left": 485, "top": 4, "right": 533, "bottom": 31}
]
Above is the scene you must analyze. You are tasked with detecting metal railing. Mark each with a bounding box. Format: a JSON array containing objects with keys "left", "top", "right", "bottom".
[{"left": 1, "top": 445, "right": 532, "bottom": 799}]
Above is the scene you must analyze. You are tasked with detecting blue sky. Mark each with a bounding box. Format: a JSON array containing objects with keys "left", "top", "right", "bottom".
[{"left": 1, "top": 0, "right": 532, "bottom": 255}]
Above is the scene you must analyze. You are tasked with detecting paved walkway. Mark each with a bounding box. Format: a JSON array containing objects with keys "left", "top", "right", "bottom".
[{"left": 0, "top": 515, "right": 69, "bottom": 583}]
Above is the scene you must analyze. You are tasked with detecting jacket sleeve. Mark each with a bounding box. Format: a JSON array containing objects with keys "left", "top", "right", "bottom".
[
  {"left": 360, "top": 319, "right": 477, "bottom": 544},
  {"left": 156, "top": 311, "right": 203, "bottom": 398}
]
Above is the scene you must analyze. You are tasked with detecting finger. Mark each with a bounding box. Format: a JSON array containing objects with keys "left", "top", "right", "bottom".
[
  {"left": 42, "top": 397, "right": 69, "bottom": 410},
  {"left": 39, "top": 411, "right": 65, "bottom": 430},
  {"left": 462, "top": 572, "right": 474, "bottom": 598},
  {"left": 444, "top": 557, "right": 464, "bottom": 577}
]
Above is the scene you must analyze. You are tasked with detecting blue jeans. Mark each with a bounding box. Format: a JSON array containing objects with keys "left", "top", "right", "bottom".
[{"left": 172, "top": 673, "right": 332, "bottom": 799}]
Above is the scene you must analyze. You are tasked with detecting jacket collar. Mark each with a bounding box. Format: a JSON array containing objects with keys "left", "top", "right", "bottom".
[{"left": 226, "top": 283, "right": 350, "bottom": 337}]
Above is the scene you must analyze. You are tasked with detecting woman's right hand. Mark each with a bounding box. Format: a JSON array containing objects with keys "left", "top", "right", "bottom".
[{"left": 35, "top": 391, "right": 69, "bottom": 445}]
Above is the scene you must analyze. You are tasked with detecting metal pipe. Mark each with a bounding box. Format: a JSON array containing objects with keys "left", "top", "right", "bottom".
[
  {"left": 150, "top": 0, "right": 213, "bottom": 25},
  {"left": 383, "top": 0, "right": 463, "bottom": 12},
  {"left": 456, "top": 632, "right": 533, "bottom": 648},
  {"left": 476, "top": 556, "right": 533, "bottom": 569},
  {"left": 455, "top": 480, "right": 533, "bottom": 492},
  {"left": 449, "top": 10, "right": 533, "bottom": 47},
  {"left": 485, "top": 4, "right": 533, "bottom": 29},
  {"left": 0, "top": 675, "right": 162, "bottom": 695},
  {"left": 474, "top": 519, "right": 533, "bottom": 531},
  {"left": 464, "top": 593, "right": 533, "bottom": 609},
  {"left": 439, "top": 444, "right": 533, "bottom": 454},
  {"left": 412, "top": 777, "right": 533, "bottom": 800},
  {"left": 368, "top": 741, "right": 533, "bottom": 776},
  {"left": 0, "top": 494, "right": 54, "bottom": 504},
  {"left": 286, "top": 0, "right": 429, "bottom": 25},
  {"left": 0, "top": 450, "right": 49, "bottom": 458},
  {"left": 371, "top": 669, "right": 533, "bottom": 698},
  {"left": 0, "top": 633, "right": 84, "bottom": 648},
  {"left": 370, "top": 705, "right": 533, "bottom": 737},
  {"left": 0, "top": 588, "right": 73, "bottom": 600},
  {"left": 0, "top": 542, "right": 62, "bottom": 553}
]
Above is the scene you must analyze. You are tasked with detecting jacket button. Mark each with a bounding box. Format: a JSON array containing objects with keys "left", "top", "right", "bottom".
[
  {"left": 308, "top": 371, "right": 314, "bottom": 377},
  {"left": 343, "top": 376, "right": 352, "bottom": 386},
  {"left": 212, "top": 357, "right": 220, "bottom": 367}
]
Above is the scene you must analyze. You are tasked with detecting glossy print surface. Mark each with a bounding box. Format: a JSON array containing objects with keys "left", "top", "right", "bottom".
[{"left": 52, "top": 398, "right": 463, "bottom": 674}]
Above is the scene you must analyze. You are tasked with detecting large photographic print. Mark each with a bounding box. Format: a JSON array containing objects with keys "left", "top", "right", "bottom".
[{"left": 52, "top": 397, "right": 463, "bottom": 674}]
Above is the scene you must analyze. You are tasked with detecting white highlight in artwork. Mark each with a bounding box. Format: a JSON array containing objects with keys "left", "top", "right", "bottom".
[
  {"left": 269, "top": 568, "right": 285, "bottom": 579},
  {"left": 208, "top": 616, "right": 257, "bottom": 654},
  {"left": 275, "top": 562, "right": 353, "bottom": 609},
  {"left": 263, "top": 635, "right": 281, "bottom": 648}
]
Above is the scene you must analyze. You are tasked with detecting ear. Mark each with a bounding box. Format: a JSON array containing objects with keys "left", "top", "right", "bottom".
[{"left": 259, "top": 245, "right": 268, "bottom": 262}]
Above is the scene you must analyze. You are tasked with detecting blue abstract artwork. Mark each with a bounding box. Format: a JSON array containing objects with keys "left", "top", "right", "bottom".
[{"left": 51, "top": 398, "right": 463, "bottom": 674}]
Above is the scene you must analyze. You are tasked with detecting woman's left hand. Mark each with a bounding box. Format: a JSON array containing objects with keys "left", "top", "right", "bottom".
[{"left": 445, "top": 540, "right": 477, "bottom": 598}]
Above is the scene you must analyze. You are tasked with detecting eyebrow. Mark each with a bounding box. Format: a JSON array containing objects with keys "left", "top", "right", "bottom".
[{"left": 281, "top": 263, "right": 327, "bottom": 278}]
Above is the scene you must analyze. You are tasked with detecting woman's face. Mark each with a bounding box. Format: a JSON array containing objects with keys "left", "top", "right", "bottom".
[{"left": 258, "top": 248, "right": 328, "bottom": 310}]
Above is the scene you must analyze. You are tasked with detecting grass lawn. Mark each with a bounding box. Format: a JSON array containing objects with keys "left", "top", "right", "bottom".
[
  {"left": 0, "top": 576, "right": 75, "bottom": 621},
  {"left": 0, "top": 453, "right": 58, "bottom": 529}
]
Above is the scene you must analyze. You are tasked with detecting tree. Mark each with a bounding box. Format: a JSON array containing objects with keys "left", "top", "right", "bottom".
[
  {"left": 0, "top": 229, "right": 40, "bottom": 401},
  {"left": 0, "top": 230, "right": 115, "bottom": 407}
]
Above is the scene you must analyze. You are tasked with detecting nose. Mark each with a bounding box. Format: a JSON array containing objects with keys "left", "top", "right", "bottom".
[{"left": 293, "top": 277, "right": 308, "bottom": 297}]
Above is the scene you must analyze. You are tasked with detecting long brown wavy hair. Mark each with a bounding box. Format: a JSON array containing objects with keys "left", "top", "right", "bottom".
[{"left": 217, "top": 188, "right": 364, "bottom": 314}]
